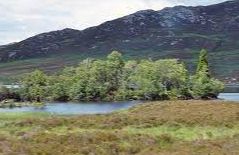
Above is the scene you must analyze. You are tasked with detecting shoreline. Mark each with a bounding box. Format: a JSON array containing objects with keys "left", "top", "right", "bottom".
[{"left": 0, "top": 100, "right": 238, "bottom": 154}]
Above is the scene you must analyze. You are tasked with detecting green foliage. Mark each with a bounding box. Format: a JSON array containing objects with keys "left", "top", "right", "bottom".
[
  {"left": 191, "top": 76, "right": 224, "bottom": 98},
  {"left": 68, "top": 59, "right": 109, "bottom": 101},
  {"left": 20, "top": 70, "right": 48, "bottom": 102},
  {"left": 19, "top": 50, "right": 224, "bottom": 102},
  {"left": 47, "top": 76, "right": 72, "bottom": 101},
  {"left": 196, "top": 49, "right": 210, "bottom": 78},
  {"left": 126, "top": 59, "right": 189, "bottom": 100},
  {"left": 191, "top": 49, "right": 224, "bottom": 98},
  {"left": 106, "top": 51, "right": 125, "bottom": 92}
]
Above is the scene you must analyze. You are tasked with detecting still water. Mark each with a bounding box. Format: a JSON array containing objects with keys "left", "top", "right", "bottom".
[
  {"left": 0, "top": 93, "right": 238, "bottom": 115},
  {"left": 218, "top": 93, "right": 239, "bottom": 102},
  {"left": 0, "top": 101, "right": 141, "bottom": 115}
]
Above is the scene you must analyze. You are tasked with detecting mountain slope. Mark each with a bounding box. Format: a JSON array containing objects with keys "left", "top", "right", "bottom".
[{"left": 0, "top": 0, "right": 239, "bottom": 82}]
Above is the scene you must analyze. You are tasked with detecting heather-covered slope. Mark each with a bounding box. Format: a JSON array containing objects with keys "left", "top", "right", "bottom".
[{"left": 0, "top": 100, "right": 239, "bottom": 154}]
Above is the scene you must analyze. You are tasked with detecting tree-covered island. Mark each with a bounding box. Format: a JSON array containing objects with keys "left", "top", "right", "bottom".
[{"left": 3, "top": 49, "right": 222, "bottom": 103}]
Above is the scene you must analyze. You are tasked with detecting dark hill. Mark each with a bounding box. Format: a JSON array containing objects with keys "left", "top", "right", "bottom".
[{"left": 0, "top": 0, "right": 238, "bottom": 82}]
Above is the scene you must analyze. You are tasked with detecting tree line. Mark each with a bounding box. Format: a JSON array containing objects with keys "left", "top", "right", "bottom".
[{"left": 2, "top": 49, "right": 224, "bottom": 102}]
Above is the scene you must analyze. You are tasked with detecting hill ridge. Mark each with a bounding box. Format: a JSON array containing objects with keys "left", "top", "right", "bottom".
[{"left": 0, "top": 0, "right": 238, "bottom": 82}]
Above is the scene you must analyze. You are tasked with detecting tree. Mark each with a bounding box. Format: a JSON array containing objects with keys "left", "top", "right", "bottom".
[
  {"left": 48, "top": 75, "right": 72, "bottom": 101},
  {"left": 154, "top": 59, "right": 189, "bottom": 99},
  {"left": 130, "top": 60, "right": 162, "bottom": 100},
  {"left": 191, "top": 77, "right": 224, "bottom": 99},
  {"left": 68, "top": 60, "right": 92, "bottom": 101},
  {"left": 196, "top": 49, "right": 210, "bottom": 78},
  {"left": 106, "top": 51, "right": 125, "bottom": 92},
  {"left": 18, "top": 50, "right": 224, "bottom": 102},
  {"left": 191, "top": 49, "right": 224, "bottom": 99},
  {"left": 67, "top": 51, "right": 126, "bottom": 101},
  {"left": 20, "top": 70, "right": 48, "bottom": 102},
  {"left": 127, "top": 59, "right": 188, "bottom": 100},
  {"left": 115, "top": 60, "right": 138, "bottom": 100}
]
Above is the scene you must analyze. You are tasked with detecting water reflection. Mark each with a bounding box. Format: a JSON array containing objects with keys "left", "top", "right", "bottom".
[
  {"left": 0, "top": 101, "right": 141, "bottom": 115},
  {"left": 218, "top": 93, "right": 239, "bottom": 102}
]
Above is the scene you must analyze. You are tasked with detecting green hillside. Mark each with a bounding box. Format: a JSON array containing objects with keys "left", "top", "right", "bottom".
[
  {"left": 0, "top": 47, "right": 238, "bottom": 83},
  {"left": 0, "top": 1, "right": 239, "bottom": 83}
]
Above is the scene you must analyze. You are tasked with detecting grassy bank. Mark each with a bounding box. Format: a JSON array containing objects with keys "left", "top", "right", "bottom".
[{"left": 0, "top": 100, "right": 239, "bottom": 154}]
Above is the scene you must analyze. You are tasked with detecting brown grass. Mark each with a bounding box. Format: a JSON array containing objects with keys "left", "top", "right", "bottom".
[
  {"left": 14, "top": 100, "right": 239, "bottom": 129},
  {"left": 0, "top": 100, "right": 239, "bottom": 155}
]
